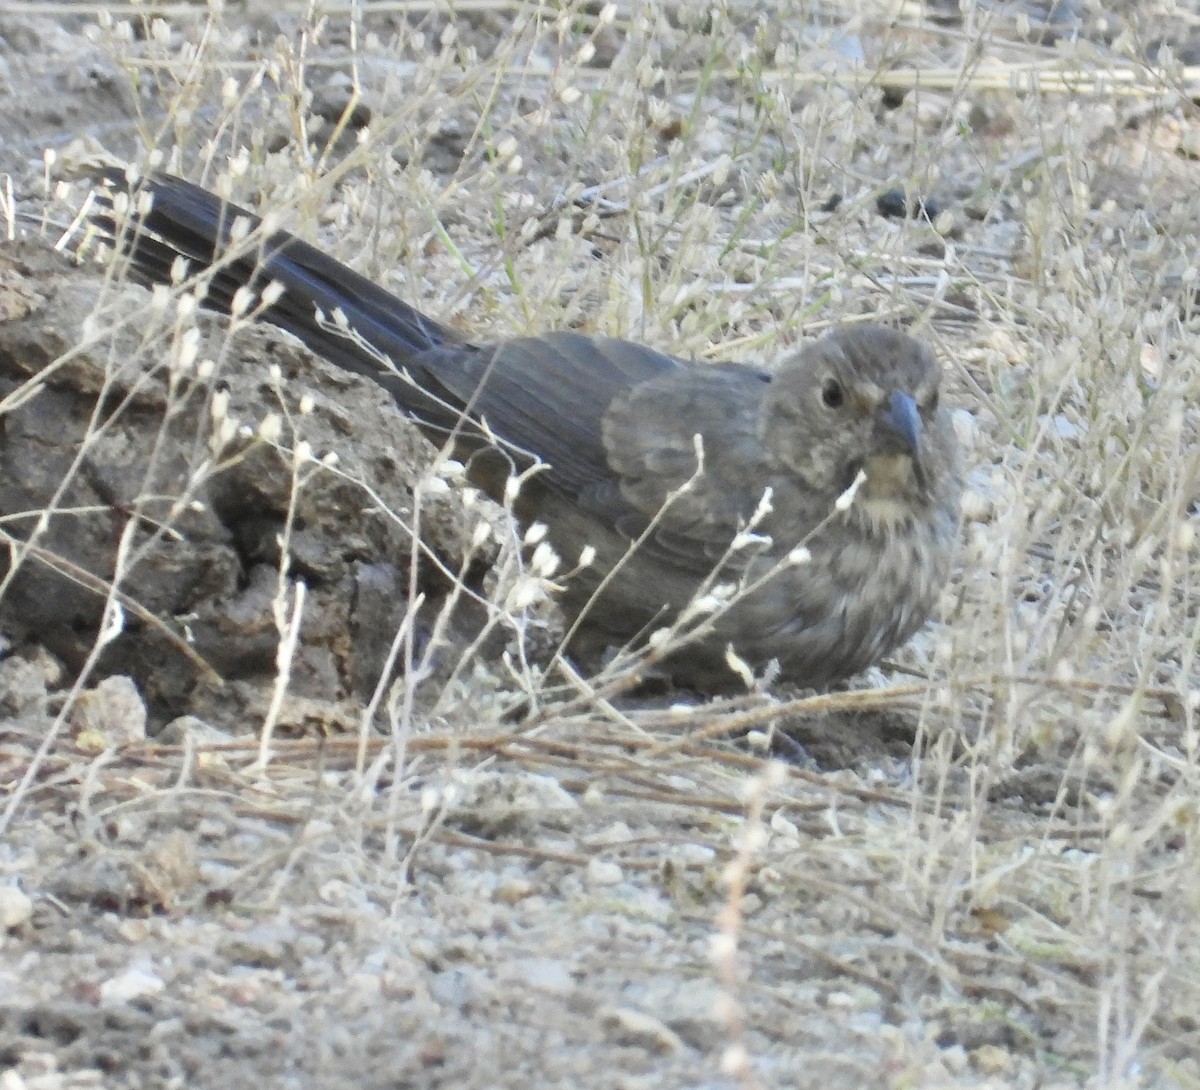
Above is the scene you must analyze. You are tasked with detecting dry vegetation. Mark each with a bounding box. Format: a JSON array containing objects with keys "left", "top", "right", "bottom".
[{"left": 2, "top": 0, "right": 1200, "bottom": 1087}]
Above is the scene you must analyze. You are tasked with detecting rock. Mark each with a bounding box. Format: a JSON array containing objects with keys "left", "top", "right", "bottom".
[{"left": 71, "top": 675, "right": 146, "bottom": 747}]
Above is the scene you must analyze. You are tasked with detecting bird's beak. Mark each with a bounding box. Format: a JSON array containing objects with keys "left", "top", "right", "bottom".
[
  {"left": 880, "top": 390, "right": 921, "bottom": 452},
  {"left": 878, "top": 391, "right": 927, "bottom": 490}
]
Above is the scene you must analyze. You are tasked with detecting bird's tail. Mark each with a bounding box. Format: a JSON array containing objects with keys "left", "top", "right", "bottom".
[{"left": 91, "top": 170, "right": 463, "bottom": 381}]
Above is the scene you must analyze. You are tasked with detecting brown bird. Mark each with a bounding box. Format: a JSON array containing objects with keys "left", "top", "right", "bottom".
[{"left": 93, "top": 170, "right": 962, "bottom": 689}]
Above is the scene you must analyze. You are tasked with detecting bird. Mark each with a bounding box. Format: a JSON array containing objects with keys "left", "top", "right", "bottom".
[{"left": 91, "top": 169, "right": 962, "bottom": 690}]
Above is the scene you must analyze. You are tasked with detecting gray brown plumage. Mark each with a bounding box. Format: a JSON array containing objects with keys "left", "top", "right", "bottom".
[{"left": 93, "top": 170, "right": 962, "bottom": 689}]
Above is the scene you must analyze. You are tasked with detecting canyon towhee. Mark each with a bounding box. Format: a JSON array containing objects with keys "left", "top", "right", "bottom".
[{"left": 93, "top": 171, "right": 962, "bottom": 689}]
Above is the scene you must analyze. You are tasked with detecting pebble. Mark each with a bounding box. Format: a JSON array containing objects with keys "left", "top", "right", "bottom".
[
  {"left": 71, "top": 675, "right": 147, "bottom": 747},
  {"left": 586, "top": 858, "right": 624, "bottom": 886},
  {"left": 101, "top": 965, "right": 165, "bottom": 1004},
  {"left": 499, "top": 957, "right": 575, "bottom": 997},
  {"left": 0, "top": 885, "right": 33, "bottom": 929}
]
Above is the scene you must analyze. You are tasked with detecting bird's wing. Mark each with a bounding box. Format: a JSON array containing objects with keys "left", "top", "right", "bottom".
[
  {"left": 415, "top": 334, "right": 774, "bottom": 572},
  {"left": 597, "top": 364, "right": 776, "bottom": 569},
  {"left": 410, "top": 331, "right": 679, "bottom": 499}
]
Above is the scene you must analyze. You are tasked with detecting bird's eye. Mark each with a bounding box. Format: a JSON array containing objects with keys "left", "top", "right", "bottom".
[{"left": 820, "top": 379, "right": 844, "bottom": 409}]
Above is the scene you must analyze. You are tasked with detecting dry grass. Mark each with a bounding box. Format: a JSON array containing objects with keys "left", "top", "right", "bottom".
[{"left": 3, "top": 0, "right": 1200, "bottom": 1087}]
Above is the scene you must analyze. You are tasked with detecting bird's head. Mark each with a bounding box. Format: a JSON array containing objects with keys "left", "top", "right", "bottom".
[{"left": 762, "top": 324, "right": 960, "bottom": 528}]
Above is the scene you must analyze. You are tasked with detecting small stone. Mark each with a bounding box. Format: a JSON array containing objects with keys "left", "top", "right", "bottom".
[
  {"left": 223, "top": 924, "right": 291, "bottom": 968},
  {"left": 156, "top": 715, "right": 230, "bottom": 745},
  {"left": 876, "top": 188, "right": 943, "bottom": 221},
  {"left": 71, "top": 675, "right": 146, "bottom": 747},
  {"left": 430, "top": 967, "right": 478, "bottom": 1009},
  {"left": 960, "top": 487, "right": 994, "bottom": 523},
  {"left": 949, "top": 408, "right": 978, "bottom": 449},
  {"left": 0, "top": 652, "right": 58, "bottom": 717},
  {"left": 495, "top": 876, "right": 535, "bottom": 904},
  {"left": 0, "top": 885, "right": 33, "bottom": 929},
  {"left": 500, "top": 957, "right": 574, "bottom": 996},
  {"left": 586, "top": 858, "right": 624, "bottom": 886},
  {"left": 100, "top": 966, "right": 165, "bottom": 1004},
  {"left": 1040, "top": 412, "right": 1082, "bottom": 440},
  {"left": 1180, "top": 127, "right": 1200, "bottom": 160},
  {"left": 445, "top": 769, "right": 578, "bottom": 836},
  {"left": 970, "top": 1044, "right": 1012, "bottom": 1075}
]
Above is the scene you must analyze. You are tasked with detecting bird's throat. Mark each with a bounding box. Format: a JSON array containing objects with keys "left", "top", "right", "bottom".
[{"left": 855, "top": 454, "right": 924, "bottom": 526}]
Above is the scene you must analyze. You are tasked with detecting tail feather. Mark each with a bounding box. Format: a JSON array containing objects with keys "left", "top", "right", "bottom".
[{"left": 93, "top": 170, "right": 464, "bottom": 382}]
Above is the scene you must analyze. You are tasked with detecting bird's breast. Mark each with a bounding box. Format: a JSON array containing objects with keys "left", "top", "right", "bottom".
[{"left": 722, "top": 513, "right": 954, "bottom": 684}]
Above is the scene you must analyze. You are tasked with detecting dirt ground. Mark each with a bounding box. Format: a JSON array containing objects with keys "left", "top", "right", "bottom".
[{"left": 2, "top": 1, "right": 1200, "bottom": 1087}]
